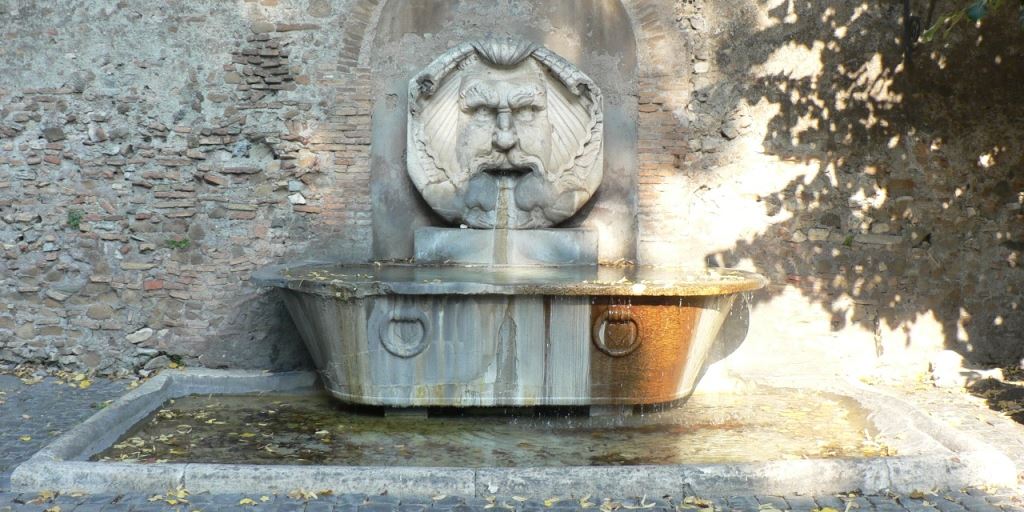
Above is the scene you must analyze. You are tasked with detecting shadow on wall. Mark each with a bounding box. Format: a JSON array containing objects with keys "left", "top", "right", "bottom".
[{"left": 694, "top": 1, "right": 1023, "bottom": 366}]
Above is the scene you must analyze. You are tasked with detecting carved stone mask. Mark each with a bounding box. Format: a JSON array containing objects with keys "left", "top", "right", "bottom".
[{"left": 408, "top": 38, "right": 603, "bottom": 229}]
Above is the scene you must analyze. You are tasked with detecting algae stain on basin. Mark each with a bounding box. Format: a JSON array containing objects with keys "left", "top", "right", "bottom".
[{"left": 93, "top": 387, "right": 890, "bottom": 467}]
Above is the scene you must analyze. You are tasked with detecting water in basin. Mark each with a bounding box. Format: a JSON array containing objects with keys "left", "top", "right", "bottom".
[{"left": 94, "top": 386, "right": 890, "bottom": 467}]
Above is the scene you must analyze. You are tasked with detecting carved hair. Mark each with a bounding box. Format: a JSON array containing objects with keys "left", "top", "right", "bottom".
[{"left": 470, "top": 38, "right": 537, "bottom": 67}]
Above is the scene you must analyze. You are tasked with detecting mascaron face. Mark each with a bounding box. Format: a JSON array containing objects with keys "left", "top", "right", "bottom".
[
  {"left": 408, "top": 40, "right": 604, "bottom": 229},
  {"left": 455, "top": 60, "right": 553, "bottom": 182}
]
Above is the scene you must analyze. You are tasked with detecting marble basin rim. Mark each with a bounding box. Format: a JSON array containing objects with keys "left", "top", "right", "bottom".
[
  {"left": 252, "top": 262, "right": 768, "bottom": 299},
  {"left": 254, "top": 262, "right": 768, "bottom": 407}
]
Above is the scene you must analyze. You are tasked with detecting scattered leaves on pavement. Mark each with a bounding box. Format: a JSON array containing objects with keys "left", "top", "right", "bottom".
[{"left": 30, "top": 490, "right": 57, "bottom": 504}]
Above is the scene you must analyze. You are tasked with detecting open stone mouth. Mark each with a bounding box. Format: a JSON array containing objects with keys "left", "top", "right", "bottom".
[{"left": 483, "top": 166, "right": 532, "bottom": 178}]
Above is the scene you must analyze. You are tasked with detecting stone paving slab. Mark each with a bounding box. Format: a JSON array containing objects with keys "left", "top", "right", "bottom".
[
  {"left": 1, "top": 370, "right": 1024, "bottom": 511},
  {"left": 0, "top": 375, "right": 127, "bottom": 474}
]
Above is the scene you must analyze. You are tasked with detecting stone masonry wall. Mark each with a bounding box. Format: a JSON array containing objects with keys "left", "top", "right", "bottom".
[
  {"left": 0, "top": 0, "right": 373, "bottom": 374},
  {"left": 1, "top": 0, "right": 1021, "bottom": 376}
]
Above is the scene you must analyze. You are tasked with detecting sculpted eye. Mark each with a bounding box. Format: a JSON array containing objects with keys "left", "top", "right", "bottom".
[
  {"left": 473, "top": 107, "right": 495, "bottom": 120},
  {"left": 460, "top": 81, "right": 499, "bottom": 113},
  {"left": 513, "top": 107, "right": 536, "bottom": 122}
]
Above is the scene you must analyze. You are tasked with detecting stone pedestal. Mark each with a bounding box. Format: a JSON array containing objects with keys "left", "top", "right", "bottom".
[{"left": 414, "top": 227, "right": 598, "bottom": 266}]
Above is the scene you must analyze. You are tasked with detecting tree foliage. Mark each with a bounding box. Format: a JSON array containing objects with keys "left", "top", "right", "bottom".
[{"left": 923, "top": 0, "right": 1024, "bottom": 41}]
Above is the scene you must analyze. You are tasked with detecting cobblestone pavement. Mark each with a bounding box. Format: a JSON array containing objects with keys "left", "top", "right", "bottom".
[
  {"left": 0, "top": 374, "right": 127, "bottom": 475},
  {"left": 1, "top": 373, "right": 1023, "bottom": 512}
]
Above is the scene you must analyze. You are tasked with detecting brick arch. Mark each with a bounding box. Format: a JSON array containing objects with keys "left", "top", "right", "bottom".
[
  {"left": 340, "top": 0, "right": 685, "bottom": 79},
  {"left": 337, "top": 0, "right": 382, "bottom": 72},
  {"left": 620, "top": 0, "right": 691, "bottom": 79},
  {"left": 336, "top": 0, "right": 692, "bottom": 264},
  {"left": 617, "top": 0, "right": 695, "bottom": 263}
]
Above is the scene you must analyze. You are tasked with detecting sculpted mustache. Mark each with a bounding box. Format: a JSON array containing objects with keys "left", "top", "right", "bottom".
[{"left": 472, "top": 149, "right": 545, "bottom": 173}]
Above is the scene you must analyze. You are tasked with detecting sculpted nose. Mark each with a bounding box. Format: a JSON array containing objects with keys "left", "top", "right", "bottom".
[{"left": 492, "top": 110, "right": 517, "bottom": 151}]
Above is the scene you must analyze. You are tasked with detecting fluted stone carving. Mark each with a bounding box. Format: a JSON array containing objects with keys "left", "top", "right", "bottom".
[{"left": 408, "top": 37, "right": 604, "bottom": 229}]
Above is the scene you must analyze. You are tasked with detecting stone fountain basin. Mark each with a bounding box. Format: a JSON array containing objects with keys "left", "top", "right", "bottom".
[
  {"left": 253, "top": 263, "right": 767, "bottom": 407},
  {"left": 10, "top": 369, "right": 1017, "bottom": 497}
]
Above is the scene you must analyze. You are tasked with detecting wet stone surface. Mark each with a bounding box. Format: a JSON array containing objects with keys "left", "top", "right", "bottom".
[
  {"left": 94, "top": 387, "right": 886, "bottom": 466},
  {"left": 2, "top": 373, "right": 1023, "bottom": 511}
]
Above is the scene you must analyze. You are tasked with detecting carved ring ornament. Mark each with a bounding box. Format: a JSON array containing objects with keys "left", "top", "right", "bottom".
[
  {"left": 592, "top": 306, "right": 642, "bottom": 357},
  {"left": 408, "top": 37, "right": 604, "bottom": 229},
  {"left": 379, "top": 308, "right": 431, "bottom": 358}
]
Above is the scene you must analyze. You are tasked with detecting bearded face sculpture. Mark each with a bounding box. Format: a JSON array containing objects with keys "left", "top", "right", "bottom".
[{"left": 408, "top": 38, "right": 604, "bottom": 229}]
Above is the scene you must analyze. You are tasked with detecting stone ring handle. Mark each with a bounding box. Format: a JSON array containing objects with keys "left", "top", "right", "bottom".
[
  {"left": 592, "top": 307, "right": 641, "bottom": 357},
  {"left": 379, "top": 309, "right": 431, "bottom": 358}
]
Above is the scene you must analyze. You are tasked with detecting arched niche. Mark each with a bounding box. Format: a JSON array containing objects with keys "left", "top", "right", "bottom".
[{"left": 366, "top": 0, "right": 639, "bottom": 263}]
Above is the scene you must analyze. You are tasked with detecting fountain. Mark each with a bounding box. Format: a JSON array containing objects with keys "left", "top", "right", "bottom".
[
  {"left": 254, "top": 37, "right": 767, "bottom": 407},
  {"left": 11, "top": 35, "right": 1016, "bottom": 502}
]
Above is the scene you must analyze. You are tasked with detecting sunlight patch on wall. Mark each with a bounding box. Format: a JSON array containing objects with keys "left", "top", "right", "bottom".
[
  {"left": 647, "top": 154, "right": 825, "bottom": 264},
  {"left": 728, "top": 287, "right": 881, "bottom": 377},
  {"left": 754, "top": 40, "right": 825, "bottom": 81},
  {"left": 878, "top": 311, "right": 948, "bottom": 357}
]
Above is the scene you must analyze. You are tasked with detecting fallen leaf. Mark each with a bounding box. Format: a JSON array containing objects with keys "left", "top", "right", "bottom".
[
  {"left": 44, "top": 506, "right": 61, "bottom": 512},
  {"left": 19, "top": 435, "right": 32, "bottom": 442},
  {"left": 909, "top": 491, "right": 925, "bottom": 500},
  {"left": 288, "top": 488, "right": 319, "bottom": 501},
  {"left": 683, "top": 496, "right": 713, "bottom": 508},
  {"left": 260, "top": 496, "right": 271, "bottom": 502},
  {"left": 32, "top": 490, "right": 57, "bottom": 504},
  {"left": 239, "top": 497, "right": 258, "bottom": 506},
  {"left": 167, "top": 485, "right": 189, "bottom": 499}
]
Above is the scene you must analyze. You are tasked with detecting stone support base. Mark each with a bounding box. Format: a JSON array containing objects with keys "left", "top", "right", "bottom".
[{"left": 413, "top": 227, "right": 598, "bottom": 266}]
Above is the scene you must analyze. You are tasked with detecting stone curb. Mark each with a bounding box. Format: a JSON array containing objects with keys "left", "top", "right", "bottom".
[
  {"left": 9, "top": 369, "right": 1018, "bottom": 497},
  {"left": 763, "top": 375, "right": 1018, "bottom": 492}
]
